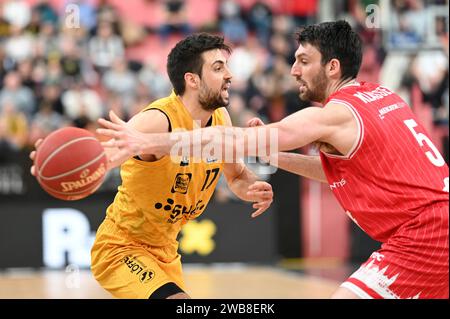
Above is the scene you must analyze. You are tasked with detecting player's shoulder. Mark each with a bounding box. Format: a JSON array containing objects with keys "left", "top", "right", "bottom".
[
  {"left": 215, "top": 107, "right": 232, "bottom": 126},
  {"left": 128, "top": 107, "right": 170, "bottom": 134},
  {"left": 320, "top": 100, "right": 358, "bottom": 128},
  {"left": 143, "top": 94, "right": 174, "bottom": 112}
]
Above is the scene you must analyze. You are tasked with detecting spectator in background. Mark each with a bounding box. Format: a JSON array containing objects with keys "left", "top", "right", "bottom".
[
  {"left": 0, "top": 120, "right": 18, "bottom": 162},
  {"left": 0, "top": 4, "right": 11, "bottom": 41},
  {"left": 227, "top": 38, "right": 260, "bottom": 91},
  {"left": 16, "top": 59, "right": 37, "bottom": 91},
  {"left": 410, "top": 48, "right": 449, "bottom": 125},
  {"left": 38, "top": 83, "right": 64, "bottom": 115},
  {"left": 268, "top": 31, "right": 294, "bottom": 65},
  {"left": 129, "top": 81, "right": 155, "bottom": 117},
  {"left": 269, "top": 15, "right": 296, "bottom": 65},
  {"left": 104, "top": 93, "right": 129, "bottom": 122},
  {"left": 26, "top": 8, "right": 42, "bottom": 36},
  {"left": 33, "top": 0, "right": 58, "bottom": 26},
  {"left": 59, "top": 36, "right": 83, "bottom": 80},
  {"left": 389, "top": 0, "right": 428, "bottom": 49},
  {"left": 34, "top": 21, "right": 59, "bottom": 57},
  {"left": 60, "top": 30, "right": 99, "bottom": 86},
  {"left": 2, "top": 0, "right": 31, "bottom": 30},
  {"left": 44, "top": 54, "right": 64, "bottom": 86},
  {"left": 0, "top": 71, "right": 35, "bottom": 119},
  {"left": 4, "top": 26, "right": 35, "bottom": 64},
  {"left": 159, "top": 0, "right": 192, "bottom": 42},
  {"left": 102, "top": 58, "right": 138, "bottom": 112},
  {"left": 218, "top": 0, "right": 248, "bottom": 45},
  {"left": 28, "top": 101, "right": 67, "bottom": 146},
  {"left": 0, "top": 47, "right": 8, "bottom": 85},
  {"left": 260, "top": 54, "right": 295, "bottom": 122},
  {"left": 61, "top": 80, "right": 103, "bottom": 124},
  {"left": 138, "top": 59, "right": 172, "bottom": 99},
  {"left": 228, "top": 93, "right": 257, "bottom": 127},
  {"left": 89, "top": 21, "right": 124, "bottom": 74},
  {"left": 244, "top": 63, "right": 270, "bottom": 121},
  {"left": 0, "top": 99, "right": 28, "bottom": 150},
  {"left": 29, "top": 57, "right": 48, "bottom": 93},
  {"left": 435, "top": 16, "right": 449, "bottom": 55},
  {"left": 247, "top": 1, "right": 273, "bottom": 47}
]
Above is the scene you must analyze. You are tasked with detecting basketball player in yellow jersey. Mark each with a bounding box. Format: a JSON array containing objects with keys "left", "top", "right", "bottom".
[{"left": 30, "top": 33, "right": 273, "bottom": 299}]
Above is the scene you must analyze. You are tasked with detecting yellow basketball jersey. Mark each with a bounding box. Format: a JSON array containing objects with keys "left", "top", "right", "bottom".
[{"left": 105, "top": 92, "right": 226, "bottom": 256}]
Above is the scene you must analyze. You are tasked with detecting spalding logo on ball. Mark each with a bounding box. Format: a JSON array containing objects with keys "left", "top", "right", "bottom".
[{"left": 34, "top": 127, "right": 107, "bottom": 201}]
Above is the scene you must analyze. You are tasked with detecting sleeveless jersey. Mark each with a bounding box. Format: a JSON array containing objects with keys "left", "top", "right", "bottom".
[
  {"left": 320, "top": 82, "right": 449, "bottom": 242},
  {"left": 106, "top": 92, "right": 226, "bottom": 253}
]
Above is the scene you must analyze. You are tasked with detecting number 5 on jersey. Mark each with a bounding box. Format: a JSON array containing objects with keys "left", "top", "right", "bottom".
[{"left": 404, "top": 119, "right": 448, "bottom": 192}]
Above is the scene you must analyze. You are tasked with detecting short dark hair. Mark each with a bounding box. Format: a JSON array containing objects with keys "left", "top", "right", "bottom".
[
  {"left": 167, "top": 33, "right": 232, "bottom": 95},
  {"left": 295, "top": 20, "right": 362, "bottom": 80}
]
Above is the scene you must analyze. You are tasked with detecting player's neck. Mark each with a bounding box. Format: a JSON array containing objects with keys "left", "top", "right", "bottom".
[
  {"left": 324, "top": 78, "right": 358, "bottom": 103},
  {"left": 179, "top": 93, "right": 214, "bottom": 127}
]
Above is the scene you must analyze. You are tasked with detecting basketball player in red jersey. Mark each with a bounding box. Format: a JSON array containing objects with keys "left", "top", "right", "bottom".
[{"left": 98, "top": 21, "right": 449, "bottom": 299}]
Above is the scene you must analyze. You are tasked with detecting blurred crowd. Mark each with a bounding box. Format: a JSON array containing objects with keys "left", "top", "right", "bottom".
[{"left": 0, "top": 0, "right": 448, "bottom": 166}]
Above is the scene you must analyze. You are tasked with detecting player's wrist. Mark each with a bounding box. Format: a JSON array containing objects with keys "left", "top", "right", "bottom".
[{"left": 141, "top": 133, "right": 162, "bottom": 155}]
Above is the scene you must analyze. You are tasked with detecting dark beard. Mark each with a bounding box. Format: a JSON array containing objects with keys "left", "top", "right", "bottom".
[
  {"left": 198, "top": 83, "right": 229, "bottom": 111},
  {"left": 299, "top": 68, "right": 328, "bottom": 103}
]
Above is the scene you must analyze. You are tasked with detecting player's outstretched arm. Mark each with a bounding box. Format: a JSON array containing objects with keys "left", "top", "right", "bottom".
[
  {"left": 247, "top": 117, "right": 327, "bottom": 183},
  {"left": 98, "top": 109, "right": 170, "bottom": 169},
  {"left": 263, "top": 152, "right": 327, "bottom": 183},
  {"left": 98, "top": 104, "right": 356, "bottom": 166},
  {"left": 220, "top": 109, "right": 273, "bottom": 217}
]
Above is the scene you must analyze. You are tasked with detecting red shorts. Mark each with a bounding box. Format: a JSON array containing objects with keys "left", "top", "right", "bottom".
[{"left": 341, "top": 203, "right": 449, "bottom": 299}]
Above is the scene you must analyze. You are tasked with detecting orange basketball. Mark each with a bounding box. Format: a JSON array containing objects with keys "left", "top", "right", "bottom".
[{"left": 35, "top": 127, "right": 107, "bottom": 201}]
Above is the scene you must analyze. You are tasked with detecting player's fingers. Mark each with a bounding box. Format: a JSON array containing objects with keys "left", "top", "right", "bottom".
[
  {"left": 248, "top": 181, "right": 271, "bottom": 191},
  {"left": 29, "top": 150, "right": 36, "bottom": 160},
  {"left": 97, "top": 118, "right": 123, "bottom": 131},
  {"left": 97, "top": 128, "right": 121, "bottom": 139},
  {"left": 247, "top": 119, "right": 257, "bottom": 127},
  {"left": 101, "top": 139, "right": 116, "bottom": 148},
  {"left": 114, "top": 140, "right": 128, "bottom": 148},
  {"left": 253, "top": 202, "right": 263, "bottom": 208},
  {"left": 110, "top": 149, "right": 130, "bottom": 163},
  {"left": 247, "top": 190, "right": 273, "bottom": 200},
  {"left": 109, "top": 110, "right": 127, "bottom": 125},
  {"left": 253, "top": 200, "right": 271, "bottom": 208},
  {"left": 109, "top": 153, "right": 120, "bottom": 163},
  {"left": 247, "top": 117, "right": 264, "bottom": 127},
  {"left": 34, "top": 138, "right": 43, "bottom": 149},
  {"left": 251, "top": 205, "right": 268, "bottom": 218},
  {"left": 30, "top": 165, "right": 36, "bottom": 176}
]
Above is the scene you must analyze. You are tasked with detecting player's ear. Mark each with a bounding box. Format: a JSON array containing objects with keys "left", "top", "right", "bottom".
[
  {"left": 184, "top": 73, "right": 199, "bottom": 90},
  {"left": 328, "top": 58, "right": 341, "bottom": 77}
]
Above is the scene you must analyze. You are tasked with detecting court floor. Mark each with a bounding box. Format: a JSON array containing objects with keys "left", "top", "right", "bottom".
[{"left": 0, "top": 263, "right": 345, "bottom": 299}]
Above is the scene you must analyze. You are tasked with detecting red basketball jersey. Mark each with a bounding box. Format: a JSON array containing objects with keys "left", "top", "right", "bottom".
[{"left": 320, "top": 82, "right": 449, "bottom": 242}]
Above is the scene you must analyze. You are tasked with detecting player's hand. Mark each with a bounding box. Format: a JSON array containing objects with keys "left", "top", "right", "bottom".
[
  {"left": 97, "top": 111, "right": 146, "bottom": 164},
  {"left": 29, "top": 139, "right": 43, "bottom": 176},
  {"left": 247, "top": 117, "right": 265, "bottom": 127},
  {"left": 246, "top": 181, "right": 273, "bottom": 218}
]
